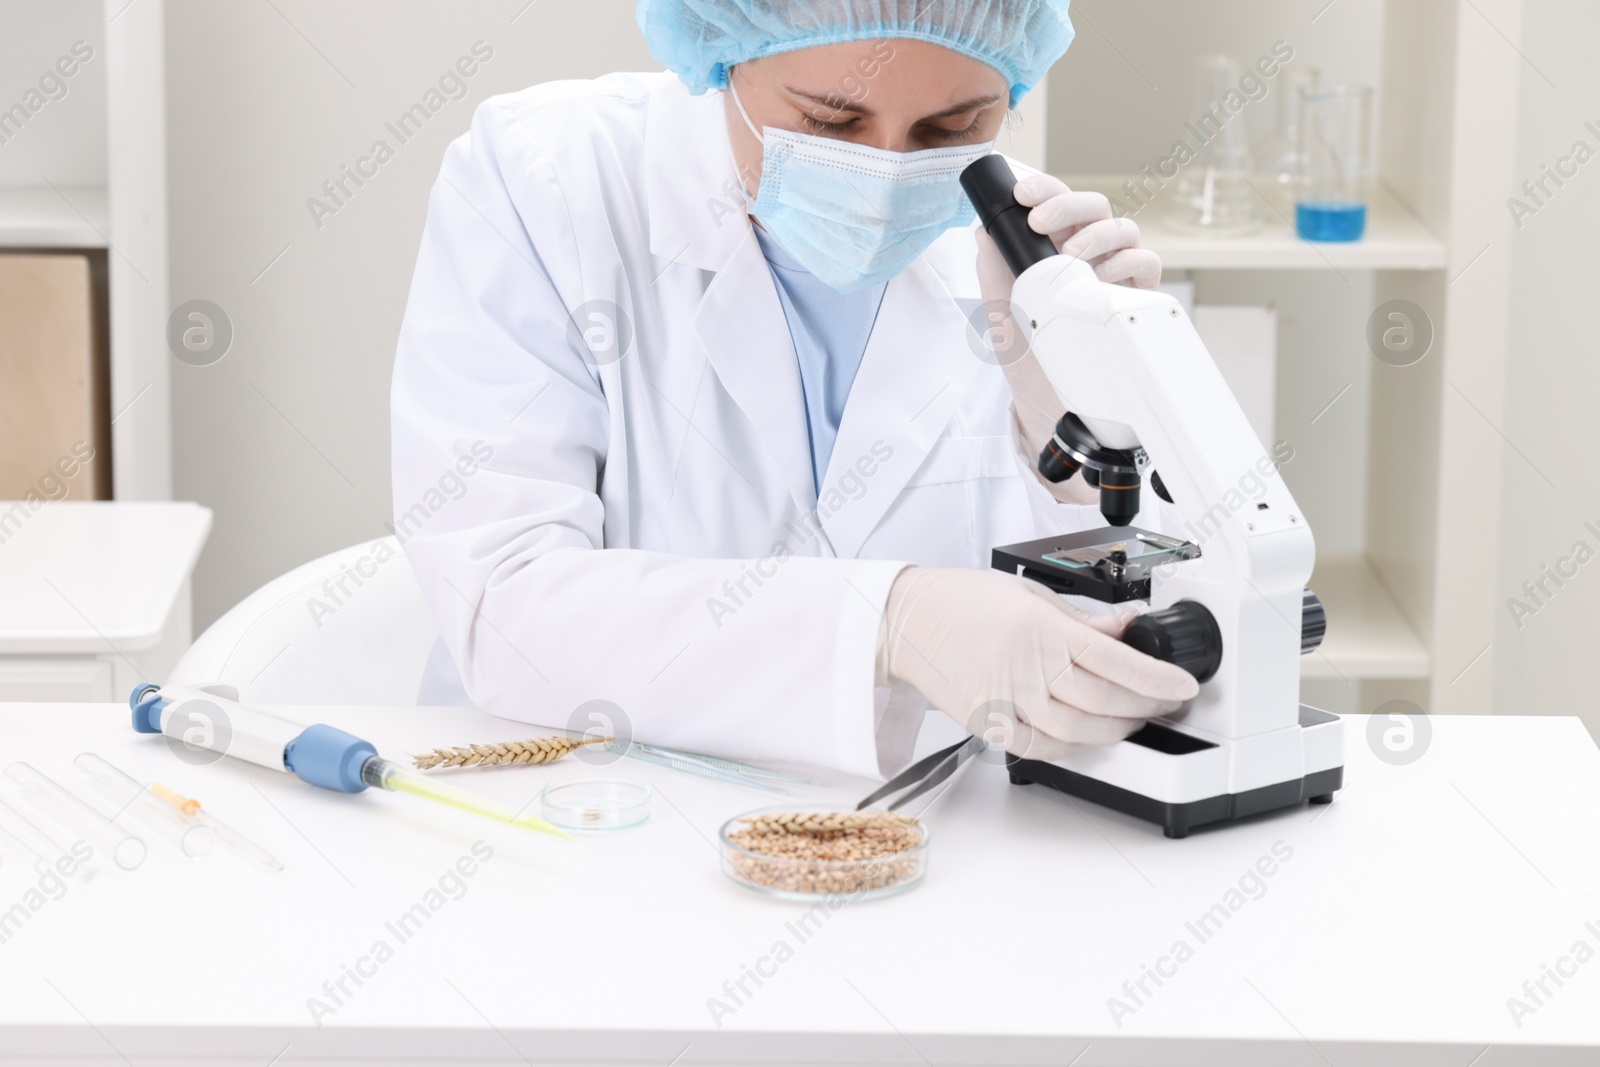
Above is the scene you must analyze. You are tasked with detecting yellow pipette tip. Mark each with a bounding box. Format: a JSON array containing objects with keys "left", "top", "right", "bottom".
[{"left": 375, "top": 760, "right": 571, "bottom": 841}]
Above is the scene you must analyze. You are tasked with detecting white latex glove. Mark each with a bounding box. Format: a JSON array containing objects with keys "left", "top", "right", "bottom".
[
  {"left": 879, "top": 567, "right": 1199, "bottom": 759},
  {"left": 975, "top": 174, "right": 1162, "bottom": 506}
]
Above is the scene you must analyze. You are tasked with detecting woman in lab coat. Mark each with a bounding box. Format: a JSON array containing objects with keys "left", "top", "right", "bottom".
[{"left": 391, "top": 0, "right": 1197, "bottom": 780}]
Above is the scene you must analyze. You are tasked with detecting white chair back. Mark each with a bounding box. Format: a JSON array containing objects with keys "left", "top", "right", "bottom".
[{"left": 170, "top": 537, "right": 438, "bottom": 704}]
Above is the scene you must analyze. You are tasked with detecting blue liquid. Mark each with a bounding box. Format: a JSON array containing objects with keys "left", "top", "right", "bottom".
[{"left": 1296, "top": 201, "right": 1367, "bottom": 242}]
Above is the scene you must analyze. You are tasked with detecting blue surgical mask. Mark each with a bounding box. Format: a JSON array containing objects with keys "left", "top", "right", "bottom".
[{"left": 731, "top": 84, "right": 995, "bottom": 293}]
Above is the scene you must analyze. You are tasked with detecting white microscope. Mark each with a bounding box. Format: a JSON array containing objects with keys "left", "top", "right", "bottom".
[{"left": 962, "top": 156, "right": 1342, "bottom": 839}]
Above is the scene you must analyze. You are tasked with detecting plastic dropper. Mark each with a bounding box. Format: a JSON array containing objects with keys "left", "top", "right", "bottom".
[
  {"left": 148, "top": 783, "right": 283, "bottom": 871},
  {"left": 74, "top": 753, "right": 214, "bottom": 860}
]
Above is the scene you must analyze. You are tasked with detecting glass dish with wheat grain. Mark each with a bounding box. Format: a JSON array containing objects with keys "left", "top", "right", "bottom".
[{"left": 719, "top": 804, "right": 931, "bottom": 901}]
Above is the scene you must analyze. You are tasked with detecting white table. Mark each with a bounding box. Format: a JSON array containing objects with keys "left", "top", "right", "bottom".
[
  {"left": 1, "top": 704, "right": 1597, "bottom": 1066},
  {"left": 0, "top": 502, "right": 211, "bottom": 701}
]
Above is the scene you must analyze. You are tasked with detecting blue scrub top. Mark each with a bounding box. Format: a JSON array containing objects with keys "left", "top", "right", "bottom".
[{"left": 755, "top": 228, "right": 888, "bottom": 493}]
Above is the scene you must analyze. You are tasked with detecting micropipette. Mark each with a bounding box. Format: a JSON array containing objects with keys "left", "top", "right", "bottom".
[
  {"left": 148, "top": 783, "right": 283, "bottom": 871},
  {"left": 131, "top": 684, "right": 569, "bottom": 840}
]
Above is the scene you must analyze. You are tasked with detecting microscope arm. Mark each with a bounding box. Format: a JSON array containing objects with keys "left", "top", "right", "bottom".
[{"left": 1015, "top": 254, "right": 1315, "bottom": 744}]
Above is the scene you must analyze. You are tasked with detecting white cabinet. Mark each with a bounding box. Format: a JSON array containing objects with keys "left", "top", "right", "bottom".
[{"left": 0, "top": 501, "right": 209, "bottom": 701}]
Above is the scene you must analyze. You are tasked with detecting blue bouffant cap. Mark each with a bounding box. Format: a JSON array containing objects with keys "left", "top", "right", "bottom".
[{"left": 637, "top": 0, "right": 1074, "bottom": 107}]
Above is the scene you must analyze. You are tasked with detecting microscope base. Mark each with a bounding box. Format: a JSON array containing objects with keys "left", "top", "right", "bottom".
[{"left": 1004, "top": 707, "right": 1344, "bottom": 839}]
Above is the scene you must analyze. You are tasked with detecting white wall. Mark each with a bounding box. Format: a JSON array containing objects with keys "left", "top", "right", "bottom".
[
  {"left": 165, "top": 0, "right": 655, "bottom": 627},
  {"left": 0, "top": 0, "right": 105, "bottom": 186},
  {"left": 1492, "top": 2, "right": 1600, "bottom": 736}
]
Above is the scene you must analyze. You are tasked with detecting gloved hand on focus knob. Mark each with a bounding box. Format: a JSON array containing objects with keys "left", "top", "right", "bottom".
[
  {"left": 878, "top": 566, "right": 1199, "bottom": 761},
  {"left": 973, "top": 173, "right": 1162, "bottom": 506}
]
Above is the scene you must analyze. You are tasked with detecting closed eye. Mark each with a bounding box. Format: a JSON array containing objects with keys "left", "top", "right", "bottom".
[
  {"left": 798, "top": 112, "right": 860, "bottom": 137},
  {"left": 921, "top": 115, "right": 985, "bottom": 144}
]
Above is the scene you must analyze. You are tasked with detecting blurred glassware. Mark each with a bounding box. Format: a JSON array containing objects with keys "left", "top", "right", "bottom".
[
  {"left": 1296, "top": 84, "right": 1374, "bottom": 242},
  {"left": 1169, "top": 55, "right": 1262, "bottom": 237},
  {"left": 1252, "top": 67, "right": 1321, "bottom": 223}
]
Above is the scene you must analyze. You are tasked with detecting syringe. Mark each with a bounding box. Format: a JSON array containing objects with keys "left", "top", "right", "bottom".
[{"left": 130, "top": 684, "right": 568, "bottom": 840}]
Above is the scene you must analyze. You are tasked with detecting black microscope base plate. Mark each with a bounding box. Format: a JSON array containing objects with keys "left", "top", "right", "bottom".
[{"left": 1004, "top": 754, "right": 1343, "bottom": 839}]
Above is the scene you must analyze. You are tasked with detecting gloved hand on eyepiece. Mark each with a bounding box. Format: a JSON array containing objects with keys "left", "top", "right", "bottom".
[
  {"left": 878, "top": 567, "right": 1199, "bottom": 760},
  {"left": 973, "top": 174, "right": 1162, "bottom": 506}
]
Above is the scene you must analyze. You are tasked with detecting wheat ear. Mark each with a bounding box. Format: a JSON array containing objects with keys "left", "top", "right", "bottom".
[
  {"left": 737, "top": 811, "right": 918, "bottom": 835},
  {"left": 412, "top": 735, "right": 611, "bottom": 770}
]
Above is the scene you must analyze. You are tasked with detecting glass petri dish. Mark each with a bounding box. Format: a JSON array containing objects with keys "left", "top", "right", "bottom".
[
  {"left": 540, "top": 780, "right": 651, "bottom": 832},
  {"left": 719, "top": 804, "right": 930, "bottom": 902}
]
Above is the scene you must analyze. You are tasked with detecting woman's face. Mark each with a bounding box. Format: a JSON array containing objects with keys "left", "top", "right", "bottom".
[{"left": 727, "top": 38, "right": 1009, "bottom": 197}]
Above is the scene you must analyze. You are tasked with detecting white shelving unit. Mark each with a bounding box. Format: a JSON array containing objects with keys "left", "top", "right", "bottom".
[
  {"left": 0, "top": 185, "right": 108, "bottom": 248},
  {"left": 1044, "top": 0, "right": 1520, "bottom": 716},
  {"left": 1303, "top": 554, "right": 1430, "bottom": 680},
  {"left": 0, "top": 1, "right": 171, "bottom": 502},
  {"left": 1061, "top": 176, "right": 1447, "bottom": 271}
]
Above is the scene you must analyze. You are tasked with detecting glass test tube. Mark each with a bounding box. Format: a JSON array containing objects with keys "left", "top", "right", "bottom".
[
  {"left": 73, "top": 754, "right": 214, "bottom": 859},
  {"left": 0, "top": 795, "right": 99, "bottom": 880},
  {"left": 2, "top": 762, "right": 147, "bottom": 871}
]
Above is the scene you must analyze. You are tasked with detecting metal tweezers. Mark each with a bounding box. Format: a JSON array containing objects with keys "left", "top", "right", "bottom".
[{"left": 856, "top": 735, "right": 985, "bottom": 813}]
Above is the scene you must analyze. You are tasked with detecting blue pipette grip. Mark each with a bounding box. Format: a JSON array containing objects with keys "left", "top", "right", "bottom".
[{"left": 284, "top": 725, "right": 376, "bottom": 794}]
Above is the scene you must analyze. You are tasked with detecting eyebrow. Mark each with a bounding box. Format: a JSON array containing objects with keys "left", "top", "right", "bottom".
[{"left": 784, "top": 87, "right": 1005, "bottom": 122}]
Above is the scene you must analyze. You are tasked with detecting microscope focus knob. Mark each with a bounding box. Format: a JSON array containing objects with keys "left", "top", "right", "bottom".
[
  {"left": 1301, "top": 589, "right": 1326, "bottom": 654},
  {"left": 1122, "top": 601, "right": 1223, "bottom": 683}
]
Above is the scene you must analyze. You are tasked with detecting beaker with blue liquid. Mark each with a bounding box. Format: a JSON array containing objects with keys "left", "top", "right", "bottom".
[{"left": 1297, "top": 85, "right": 1373, "bottom": 242}]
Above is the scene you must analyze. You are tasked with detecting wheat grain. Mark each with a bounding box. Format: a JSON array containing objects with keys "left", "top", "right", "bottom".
[
  {"left": 727, "top": 810, "right": 925, "bottom": 895},
  {"left": 412, "top": 735, "right": 610, "bottom": 770}
]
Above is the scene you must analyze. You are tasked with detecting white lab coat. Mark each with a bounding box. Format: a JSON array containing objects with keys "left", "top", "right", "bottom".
[{"left": 391, "top": 71, "right": 1132, "bottom": 780}]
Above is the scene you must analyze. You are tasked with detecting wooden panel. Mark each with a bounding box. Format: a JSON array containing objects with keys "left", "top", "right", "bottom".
[{"left": 0, "top": 253, "right": 102, "bottom": 500}]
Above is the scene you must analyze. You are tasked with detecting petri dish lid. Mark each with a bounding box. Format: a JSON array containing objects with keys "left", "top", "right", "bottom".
[{"left": 540, "top": 780, "right": 651, "bottom": 831}]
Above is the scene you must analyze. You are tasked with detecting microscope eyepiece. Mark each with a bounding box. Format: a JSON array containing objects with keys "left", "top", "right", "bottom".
[{"left": 961, "top": 155, "right": 1058, "bottom": 278}]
